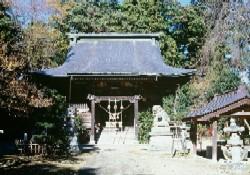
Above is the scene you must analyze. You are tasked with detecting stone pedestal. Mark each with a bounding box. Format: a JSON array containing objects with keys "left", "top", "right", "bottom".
[
  {"left": 231, "top": 146, "right": 241, "bottom": 163},
  {"left": 149, "top": 105, "right": 173, "bottom": 152},
  {"left": 149, "top": 129, "right": 173, "bottom": 151}
]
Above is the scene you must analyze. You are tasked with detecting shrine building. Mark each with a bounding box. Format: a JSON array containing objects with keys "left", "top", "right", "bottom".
[{"left": 34, "top": 33, "right": 195, "bottom": 143}]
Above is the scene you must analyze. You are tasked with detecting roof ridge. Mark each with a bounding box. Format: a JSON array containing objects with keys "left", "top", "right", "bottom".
[
  {"left": 212, "top": 85, "right": 249, "bottom": 99},
  {"left": 187, "top": 85, "right": 250, "bottom": 118}
]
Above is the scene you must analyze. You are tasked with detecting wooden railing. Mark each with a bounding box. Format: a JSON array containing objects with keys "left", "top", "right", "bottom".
[{"left": 15, "top": 140, "right": 46, "bottom": 155}]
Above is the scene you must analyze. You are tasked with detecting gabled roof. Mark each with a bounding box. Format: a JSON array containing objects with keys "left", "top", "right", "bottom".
[
  {"left": 187, "top": 85, "right": 250, "bottom": 120},
  {"left": 36, "top": 33, "right": 195, "bottom": 77}
]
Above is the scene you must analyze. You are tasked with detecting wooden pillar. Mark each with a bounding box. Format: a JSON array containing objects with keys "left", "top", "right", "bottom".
[
  {"left": 90, "top": 99, "right": 95, "bottom": 144},
  {"left": 134, "top": 98, "right": 139, "bottom": 139},
  {"left": 190, "top": 121, "right": 197, "bottom": 155},
  {"left": 68, "top": 76, "right": 72, "bottom": 103},
  {"left": 212, "top": 120, "right": 218, "bottom": 161}
]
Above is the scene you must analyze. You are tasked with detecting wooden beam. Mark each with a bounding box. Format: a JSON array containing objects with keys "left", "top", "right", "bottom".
[
  {"left": 212, "top": 120, "right": 218, "bottom": 161},
  {"left": 90, "top": 99, "right": 95, "bottom": 144},
  {"left": 134, "top": 99, "right": 139, "bottom": 139},
  {"left": 231, "top": 111, "right": 250, "bottom": 116},
  {"left": 72, "top": 76, "right": 156, "bottom": 81},
  {"left": 190, "top": 122, "right": 197, "bottom": 155},
  {"left": 68, "top": 76, "right": 72, "bottom": 103},
  {"left": 87, "top": 95, "right": 142, "bottom": 103},
  {"left": 66, "top": 33, "right": 161, "bottom": 39},
  {"left": 199, "top": 99, "right": 250, "bottom": 121}
]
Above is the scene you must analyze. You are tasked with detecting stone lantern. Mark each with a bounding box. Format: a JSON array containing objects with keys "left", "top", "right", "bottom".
[{"left": 223, "top": 118, "right": 248, "bottom": 163}]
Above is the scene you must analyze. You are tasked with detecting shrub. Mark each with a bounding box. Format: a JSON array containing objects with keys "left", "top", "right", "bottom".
[{"left": 138, "top": 110, "right": 154, "bottom": 144}]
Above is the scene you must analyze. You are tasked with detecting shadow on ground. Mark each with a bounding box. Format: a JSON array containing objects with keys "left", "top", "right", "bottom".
[
  {"left": 79, "top": 168, "right": 98, "bottom": 175},
  {"left": 79, "top": 144, "right": 99, "bottom": 154},
  {"left": 197, "top": 147, "right": 225, "bottom": 160},
  {"left": 0, "top": 145, "right": 100, "bottom": 175},
  {"left": 0, "top": 163, "right": 98, "bottom": 175}
]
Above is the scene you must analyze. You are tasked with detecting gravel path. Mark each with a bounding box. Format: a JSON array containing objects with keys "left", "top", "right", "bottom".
[
  {"left": 80, "top": 144, "right": 248, "bottom": 175},
  {"left": 1, "top": 145, "right": 249, "bottom": 175}
]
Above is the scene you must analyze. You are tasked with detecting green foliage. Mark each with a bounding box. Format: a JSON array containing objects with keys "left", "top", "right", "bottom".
[
  {"left": 138, "top": 110, "right": 153, "bottom": 144},
  {"left": 163, "top": 84, "right": 195, "bottom": 121},
  {"left": 163, "top": 44, "right": 241, "bottom": 121},
  {"left": 163, "top": 5, "right": 207, "bottom": 66},
  {"left": 24, "top": 23, "right": 69, "bottom": 69},
  {"left": 0, "top": 2, "right": 20, "bottom": 45},
  {"left": 197, "top": 124, "right": 209, "bottom": 137},
  {"left": 162, "top": 94, "right": 175, "bottom": 120},
  {"left": 159, "top": 34, "right": 182, "bottom": 66},
  {"left": 32, "top": 90, "right": 70, "bottom": 155},
  {"left": 62, "top": 2, "right": 121, "bottom": 33},
  {"left": 205, "top": 45, "right": 241, "bottom": 99},
  {"left": 206, "top": 67, "right": 240, "bottom": 100},
  {"left": 0, "top": 2, "right": 53, "bottom": 114},
  {"left": 75, "top": 115, "right": 89, "bottom": 144},
  {"left": 75, "top": 115, "right": 86, "bottom": 134},
  {"left": 0, "top": 1, "right": 69, "bottom": 155},
  {"left": 56, "top": 0, "right": 207, "bottom": 67}
]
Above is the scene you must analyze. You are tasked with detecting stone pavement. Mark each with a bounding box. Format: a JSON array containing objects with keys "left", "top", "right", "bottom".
[{"left": 79, "top": 144, "right": 233, "bottom": 175}]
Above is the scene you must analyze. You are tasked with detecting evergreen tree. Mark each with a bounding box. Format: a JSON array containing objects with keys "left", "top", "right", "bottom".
[{"left": 57, "top": 0, "right": 206, "bottom": 67}]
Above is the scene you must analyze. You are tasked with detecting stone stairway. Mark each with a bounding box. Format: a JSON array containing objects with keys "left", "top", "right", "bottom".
[{"left": 97, "top": 127, "right": 138, "bottom": 145}]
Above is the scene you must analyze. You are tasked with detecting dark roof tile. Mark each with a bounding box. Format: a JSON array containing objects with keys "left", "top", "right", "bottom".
[
  {"left": 36, "top": 37, "right": 195, "bottom": 77},
  {"left": 187, "top": 85, "right": 250, "bottom": 118}
]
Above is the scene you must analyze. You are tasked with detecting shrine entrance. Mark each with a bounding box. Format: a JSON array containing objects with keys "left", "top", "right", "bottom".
[
  {"left": 96, "top": 100, "right": 133, "bottom": 129},
  {"left": 87, "top": 95, "right": 142, "bottom": 143}
]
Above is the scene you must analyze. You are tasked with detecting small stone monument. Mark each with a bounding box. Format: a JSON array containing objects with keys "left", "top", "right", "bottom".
[
  {"left": 222, "top": 118, "right": 248, "bottom": 163},
  {"left": 171, "top": 123, "right": 192, "bottom": 156},
  {"left": 149, "top": 105, "right": 173, "bottom": 152}
]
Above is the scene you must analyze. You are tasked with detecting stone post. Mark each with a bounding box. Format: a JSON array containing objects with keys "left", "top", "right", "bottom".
[{"left": 212, "top": 120, "right": 218, "bottom": 161}]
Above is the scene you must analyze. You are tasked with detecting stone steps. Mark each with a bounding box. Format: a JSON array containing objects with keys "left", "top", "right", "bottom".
[{"left": 97, "top": 127, "right": 138, "bottom": 145}]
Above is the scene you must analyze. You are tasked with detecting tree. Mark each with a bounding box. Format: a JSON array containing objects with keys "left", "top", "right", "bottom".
[
  {"left": 138, "top": 110, "right": 153, "bottom": 143},
  {"left": 193, "top": 0, "right": 250, "bottom": 70},
  {"left": 163, "top": 44, "right": 241, "bottom": 121},
  {"left": 32, "top": 90, "right": 69, "bottom": 155},
  {"left": 0, "top": 1, "right": 71, "bottom": 155},
  {"left": 0, "top": 2, "right": 39, "bottom": 114},
  {"left": 0, "top": 1, "right": 52, "bottom": 116},
  {"left": 55, "top": 0, "right": 207, "bottom": 67},
  {"left": 167, "top": 6, "right": 206, "bottom": 66},
  {"left": 50, "top": 0, "right": 121, "bottom": 33},
  {"left": 24, "top": 22, "right": 68, "bottom": 69}
]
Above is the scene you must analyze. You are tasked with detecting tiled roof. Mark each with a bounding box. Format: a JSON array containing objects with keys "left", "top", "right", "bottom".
[
  {"left": 35, "top": 34, "right": 195, "bottom": 77},
  {"left": 187, "top": 85, "right": 250, "bottom": 118}
]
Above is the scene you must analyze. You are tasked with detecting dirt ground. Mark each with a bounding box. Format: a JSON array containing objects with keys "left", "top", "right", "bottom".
[{"left": 1, "top": 144, "right": 250, "bottom": 175}]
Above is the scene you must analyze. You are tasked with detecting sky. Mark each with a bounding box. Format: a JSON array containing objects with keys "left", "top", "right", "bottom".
[
  {"left": 179, "top": 0, "right": 190, "bottom": 6},
  {"left": 12, "top": 0, "right": 191, "bottom": 25}
]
